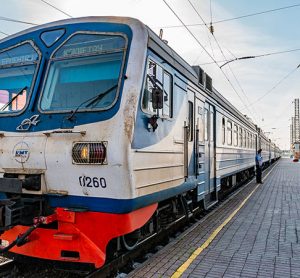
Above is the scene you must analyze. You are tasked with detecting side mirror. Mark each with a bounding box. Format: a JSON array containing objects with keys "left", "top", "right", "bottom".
[{"left": 152, "top": 88, "right": 163, "bottom": 110}]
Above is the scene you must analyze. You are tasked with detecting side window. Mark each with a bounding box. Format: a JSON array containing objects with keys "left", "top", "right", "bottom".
[
  {"left": 142, "top": 59, "right": 173, "bottom": 118},
  {"left": 247, "top": 131, "right": 250, "bottom": 149},
  {"left": 234, "top": 124, "right": 238, "bottom": 146},
  {"left": 227, "top": 121, "right": 232, "bottom": 145},
  {"left": 163, "top": 72, "right": 172, "bottom": 117},
  {"left": 255, "top": 135, "right": 257, "bottom": 149},
  {"left": 188, "top": 101, "right": 193, "bottom": 141},
  {"left": 210, "top": 111, "right": 214, "bottom": 141},
  {"left": 222, "top": 117, "right": 226, "bottom": 145},
  {"left": 239, "top": 127, "right": 242, "bottom": 147},
  {"left": 243, "top": 129, "right": 246, "bottom": 148},
  {"left": 198, "top": 106, "right": 204, "bottom": 142},
  {"left": 204, "top": 109, "right": 208, "bottom": 141}
]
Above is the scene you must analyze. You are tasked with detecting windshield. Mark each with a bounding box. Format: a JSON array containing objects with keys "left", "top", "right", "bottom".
[
  {"left": 0, "top": 42, "right": 39, "bottom": 114},
  {"left": 40, "top": 33, "right": 127, "bottom": 112}
]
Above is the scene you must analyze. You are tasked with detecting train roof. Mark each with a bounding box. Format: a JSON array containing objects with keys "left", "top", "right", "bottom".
[
  {"left": 146, "top": 26, "right": 257, "bottom": 130},
  {"left": 1, "top": 16, "right": 265, "bottom": 135},
  {"left": 0, "top": 16, "right": 146, "bottom": 43}
]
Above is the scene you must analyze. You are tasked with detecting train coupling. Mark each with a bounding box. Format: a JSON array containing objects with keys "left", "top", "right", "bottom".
[
  {"left": 33, "top": 213, "right": 57, "bottom": 225},
  {"left": 0, "top": 213, "right": 57, "bottom": 253}
]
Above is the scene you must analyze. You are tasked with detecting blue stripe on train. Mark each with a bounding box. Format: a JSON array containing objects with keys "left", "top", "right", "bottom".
[{"left": 47, "top": 180, "right": 196, "bottom": 214}]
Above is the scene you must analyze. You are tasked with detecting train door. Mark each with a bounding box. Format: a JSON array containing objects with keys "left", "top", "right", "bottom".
[
  {"left": 195, "top": 98, "right": 206, "bottom": 200},
  {"left": 186, "top": 91, "right": 195, "bottom": 177},
  {"left": 204, "top": 102, "right": 217, "bottom": 205}
]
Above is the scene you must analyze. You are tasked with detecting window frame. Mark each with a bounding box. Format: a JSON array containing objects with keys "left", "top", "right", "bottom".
[
  {"left": 247, "top": 131, "right": 250, "bottom": 149},
  {"left": 188, "top": 101, "right": 193, "bottom": 141},
  {"left": 243, "top": 129, "right": 247, "bottom": 148},
  {"left": 227, "top": 120, "right": 232, "bottom": 145},
  {"left": 162, "top": 71, "right": 173, "bottom": 118},
  {"left": 38, "top": 31, "right": 128, "bottom": 114},
  {"left": 0, "top": 40, "right": 41, "bottom": 117},
  {"left": 141, "top": 56, "right": 173, "bottom": 119},
  {"left": 222, "top": 117, "right": 226, "bottom": 145},
  {"left": 239, "top": 127, "right": 243, "bottom": 148},
  {"left": 204, "top": 108, "right": 208, "bottom": 141},
  {"left": 233, "top": 124, "right": 238, "bottom": 147}
]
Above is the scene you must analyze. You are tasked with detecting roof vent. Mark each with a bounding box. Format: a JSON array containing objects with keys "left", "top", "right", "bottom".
[
  {"left": 205, "top": 74, "right": 212, "bottom": 92},
  {"left": 192, "top": 66, "right": 204, "bottom": 86}
]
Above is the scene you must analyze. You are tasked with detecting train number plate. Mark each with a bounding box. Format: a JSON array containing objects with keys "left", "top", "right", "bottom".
[{"left": 79, "top": 176, "right": 107, "bottom": 188}]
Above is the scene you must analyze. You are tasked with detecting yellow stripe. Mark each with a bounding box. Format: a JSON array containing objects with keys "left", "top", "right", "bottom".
[
  {"left": 171, "top": 178, "right": 268, "bottom": 278},
  {"left": 170, "top": 165, "right": 277, "bottom": 277},
  {"left": 171, "top": 186, "right": 258, "bottom": 277}
]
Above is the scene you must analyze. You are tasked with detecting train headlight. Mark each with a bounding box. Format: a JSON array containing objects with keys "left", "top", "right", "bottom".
[
  {"left": 72, "top": 142, "right": 107, "bottom": 164},
  {"left": 81, "top": 146, "right": 89, "bottom": 160}
]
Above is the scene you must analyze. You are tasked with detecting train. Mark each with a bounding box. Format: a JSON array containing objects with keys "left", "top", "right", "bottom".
[{"left": 0, "top": 17, "right": 280, "bottom": 269}]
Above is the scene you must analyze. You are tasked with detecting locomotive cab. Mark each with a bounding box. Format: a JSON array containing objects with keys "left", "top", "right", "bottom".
[{"left": 0, "top": 17, "right": 157, "bottom": 267}]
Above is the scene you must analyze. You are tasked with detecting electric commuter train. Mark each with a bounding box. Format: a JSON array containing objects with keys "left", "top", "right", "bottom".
[{"left": 0, "top": 17, "right": 280, "bottom": 268}]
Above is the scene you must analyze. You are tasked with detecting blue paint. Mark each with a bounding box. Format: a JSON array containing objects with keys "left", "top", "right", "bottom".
[
  {"left": 47, "top": 180, "right": 197, "bottom": 214},
  {"left": 0, "top": 21, "right": 133, "bottom": 131},
  {"left": 40, "top": 29, "right": 66, "bottom": 47},
  {"left": 132, "top": 50, "right": 187, "bottom": 149}
]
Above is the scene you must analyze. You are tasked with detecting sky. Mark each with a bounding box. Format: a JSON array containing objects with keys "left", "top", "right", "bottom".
[{"left": 0, "top": 0, "right": 299, "bottom": 150}]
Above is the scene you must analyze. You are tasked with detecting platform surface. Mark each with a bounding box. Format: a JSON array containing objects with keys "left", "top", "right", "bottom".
[{"left": 129, "top": 159, "right": 300, "bottom": 277}]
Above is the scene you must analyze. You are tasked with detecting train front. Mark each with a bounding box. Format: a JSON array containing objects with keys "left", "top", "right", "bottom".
[{"left": 0, "top": 17, "right": 156, "bottom": 268}]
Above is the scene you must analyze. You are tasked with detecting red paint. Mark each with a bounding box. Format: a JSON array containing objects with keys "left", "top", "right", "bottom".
[{"left": 1, "top": 203, "right": 157, "bottom": 268}]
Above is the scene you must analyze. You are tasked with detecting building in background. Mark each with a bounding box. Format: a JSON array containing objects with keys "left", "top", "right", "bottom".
[{"left": 291, "top": 98, "right": 300, "bottom": 150}]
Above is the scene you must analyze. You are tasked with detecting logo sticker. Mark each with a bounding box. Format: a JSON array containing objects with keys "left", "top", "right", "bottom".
[
  {"left": 13, "top": 142, "right": 30, "bottom": 163},
  {"left": 16, "top": 114, "right": 40, "bottom": 131}
]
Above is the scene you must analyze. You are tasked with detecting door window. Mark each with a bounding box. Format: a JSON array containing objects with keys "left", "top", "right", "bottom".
[
  {"left": 227, "top": 121, "right": 232, "bottom": 145},
  {"left": 142, "top": 59, "right": 173, "bottom": 118},
  {"left": 204, "top": 108, "right": 208, "bottom": 141},
  {"left": 188, "top": 101, "right": 193, "bottom": 141},
  {"left": 210, "top": 111, "right": 214, "bottom": 141}
]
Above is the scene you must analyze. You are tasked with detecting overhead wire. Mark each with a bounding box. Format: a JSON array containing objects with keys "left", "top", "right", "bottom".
[
  {"left": 0, "top": 1, "right": 71, "bottom": 38},
  {"left": 0, "top": 16, "right": 38, "bottom": 26},
  {"left": 159, "top": 3, "right": 300, "bottom": 29},
  {"left": 0, "top": 17, "right": 36, "bottom": 38},
  {"left": 163, "top": 0, "right": 260, "bottom": 124},
  {"left": 198, "top": 47, "right": 300, "bottom": 66},
  {"left": 40, "top": 0, "right": 72, "bottom": 18},
  {"left": 206, "top": 28, "right": 215, "bottom": 59},
  {"left": 260, "top": 101, "right": 292, "bottom": 128},
  {"left": 186, "top": 0, "right": 259, "bottom": 123},
  {"left": 162, "top": 0, "right": 219, "bottom": 66},
  {"left": 207, "top": 0, "right": 215, "bottom": 59},
  {"left": 211, "top": 3, "right": 300, "bottom": 25},
  {"left": 191, "top": 44, "right": 208, "bottom": 65},
  {"left": 0, "top": 30, "right": 9, "bottom": 36},
  {"left": 209, "top": 0, "right": 213, "bottom": 25},
  {"left": 241, "top": 65, "right": 300, "bottom": 111}
]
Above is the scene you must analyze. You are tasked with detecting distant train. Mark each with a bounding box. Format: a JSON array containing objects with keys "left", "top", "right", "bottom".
[{"left": 0, "top": 17, "right": 280, "bottom": 269}]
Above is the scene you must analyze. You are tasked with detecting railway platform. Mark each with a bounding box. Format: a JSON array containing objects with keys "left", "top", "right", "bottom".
[{"left": 128, "top": 158, "right": 300, "bottom": 277}]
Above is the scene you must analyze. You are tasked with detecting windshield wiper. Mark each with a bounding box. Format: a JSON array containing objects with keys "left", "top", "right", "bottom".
[
  {"left": 67, "top": 84, "right": 118, "bottom": 121},
  {"left": 0, "top": 86, "right": 28, "bottom": 112}
]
